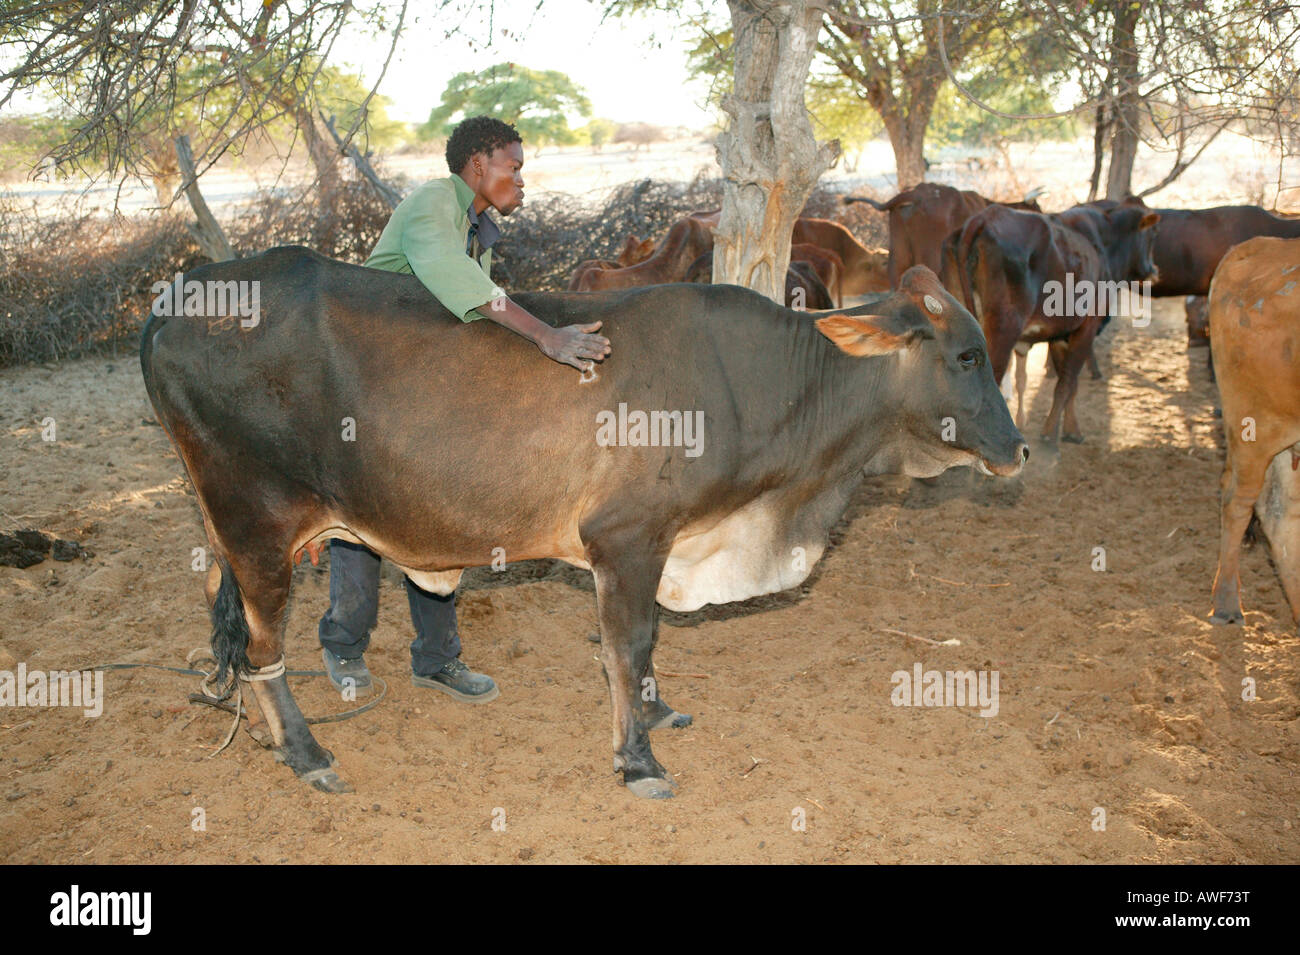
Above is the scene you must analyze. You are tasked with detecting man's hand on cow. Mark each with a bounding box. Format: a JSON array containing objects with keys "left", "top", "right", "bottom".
[{"left": 539, "top": 322, "right": 611, "bottom": 371}]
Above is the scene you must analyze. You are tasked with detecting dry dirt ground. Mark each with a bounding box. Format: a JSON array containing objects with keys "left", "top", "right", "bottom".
[{"left": 1, "top": 297, "right": 1297, "bottom": 864}]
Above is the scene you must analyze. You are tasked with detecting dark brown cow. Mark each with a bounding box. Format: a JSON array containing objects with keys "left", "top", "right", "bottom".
[
  {"left": 788, "top": 243, "right": 845, "bottom": 307},
  {"left": 1208, "top": 236, "right": 1300, "bottom": 626},
  {"left": 1185, "top": 293, "right": 1217, "bottom": 383},
  {"left": 955, "top": 203, "right": 1159, "bottom": 441},
  {"left": 683, "top": 248, "right": 836, "bottom": 310},
  {"left": 1150, "top": 206, "right": 1300, "bottom": 297},
  {"left": 140, "top": 250, "right": 1027, "bottom": 797},
  {"left": 848, "top": 183, "right": 1043, "bottom": 287},
  {"left": 1186, "top": 294, "right": 1210, "bottom": 345}
]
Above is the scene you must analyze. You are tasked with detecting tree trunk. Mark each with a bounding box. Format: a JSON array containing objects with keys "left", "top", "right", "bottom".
[
  {"left": 175, "top": 134, "right": 235, "bottom": 262},
  {"left": 713, "top": 0, "right": 840, "bottom": 302},
  {"left": 883, "top": 107, "right": 930, "bottom": 189},
  {"left": 288, "top": 100, "right": 342, "bottom": 206},
  {"left": 1087, "top": 105, "right": 1108, "bottom": 202},
  {"left": 1104, "top": 0, "right": 1142, "bottom": 200}
]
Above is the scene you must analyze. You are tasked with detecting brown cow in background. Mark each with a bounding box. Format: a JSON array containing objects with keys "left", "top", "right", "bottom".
[
  {"left": 566, "top": 233, "right": 660, "bottom": 290},
  {"left": 1208, "top": 236, "right": 1300, "bottom": 626},
  {"left": 1151, "top": 206, "right": 1300, "bottom": 297},
  {"left": 789, "top": 218, "right": 889, "bottom": 297},
  {"left": 955, "top": 202, "right": 1159, "bottom": 442},
  {"left": 683, "top": 248, "right": 836, "bottom": 310},
  {"left": 847, "top": 183, "right": 1044, "bottom": 287},
  {"left": 575, "top": 216, "right": 715, "bottom": 291}
]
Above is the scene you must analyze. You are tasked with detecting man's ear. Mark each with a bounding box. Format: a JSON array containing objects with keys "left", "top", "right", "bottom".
[{"left": 816, "top": 309, "right": 936, "bottom": 357}]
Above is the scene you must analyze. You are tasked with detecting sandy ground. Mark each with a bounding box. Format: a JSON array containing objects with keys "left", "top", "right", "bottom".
[{"left": 0, "top": 293, "right": 1297, "bottom": 865}]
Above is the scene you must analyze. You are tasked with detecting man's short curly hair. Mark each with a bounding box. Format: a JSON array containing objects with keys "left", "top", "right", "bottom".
[{"left": 445, "top": 116, "right": 523, "bottom": 174}]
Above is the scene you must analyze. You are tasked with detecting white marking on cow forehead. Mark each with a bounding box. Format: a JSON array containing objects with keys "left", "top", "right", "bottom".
[{"left": 924, "top": 294, "right": 943, "bottom": 314}]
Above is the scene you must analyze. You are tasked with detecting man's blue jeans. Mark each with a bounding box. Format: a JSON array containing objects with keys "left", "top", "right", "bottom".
[{"left": 317, "top": 539, "right": 460, "bottom": 677}]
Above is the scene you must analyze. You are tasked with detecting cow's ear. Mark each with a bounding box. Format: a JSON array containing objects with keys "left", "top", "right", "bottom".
[
  {"left": 816, "top": 311, "right": 935, "bottom": 357},
  {"left": 1138, "top": 212, "right": 1160, "bottom": 230}
]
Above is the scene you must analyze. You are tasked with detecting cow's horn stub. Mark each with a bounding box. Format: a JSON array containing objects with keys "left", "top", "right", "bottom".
[{"left": 924, "top": 294, "right": 943, "bottom": 315}]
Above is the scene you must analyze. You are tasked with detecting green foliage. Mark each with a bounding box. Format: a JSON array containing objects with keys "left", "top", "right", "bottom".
[
  {"left": 421, "top": 63, "right": 592, "bottom": 148},
  {"left": 0, "top": 113, "right": 77, "bottom": 180},
  {"left": 928, "top": 77, "right": 1079, "bottom": 147},
  {"left": 313, "top": 67, "right": 409, "bottom": 151},
  {"left": 579, "top": 118, "right": 618, "bottom": 150},
  {"left": 805, "top": 71, "right": 883, "bottom": 154}
]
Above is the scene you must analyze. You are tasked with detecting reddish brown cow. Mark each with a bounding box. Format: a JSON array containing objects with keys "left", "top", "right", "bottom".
[
  {"left": 955, "top": 202, "right": 1159, "bottom": 442},
  {"left": 619, "top": 234, "right": 658, "bottom": 266},
  {"left": 566, "top": 234, "right": 660, "bottom": 290},
  {"left": 576, "top": 217, "right": 715, "bottom": 291},
  {"left": 1208, "top": 236, "right": 1300, "bottom": 626},
  {"left": 849, "top": 183, "right": 1043, "bottom": 287},
  {"left": 790, "top": 218, "right": 889, "bottom": 297}
]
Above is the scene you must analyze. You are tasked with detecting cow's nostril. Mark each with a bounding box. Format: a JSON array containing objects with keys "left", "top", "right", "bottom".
[{"left": 1019, "top": 443, "right": 1030, "bottom": 463}]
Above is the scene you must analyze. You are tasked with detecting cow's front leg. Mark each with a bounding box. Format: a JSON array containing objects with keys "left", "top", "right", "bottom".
[
  {"left": 1044, "top": 321, "right": 1098, "bottom": 443},
  {"left": 589, "top": 541, "right": 676, "bottom": 799}
]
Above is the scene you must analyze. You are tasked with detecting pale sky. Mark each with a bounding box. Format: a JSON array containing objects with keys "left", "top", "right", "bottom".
[{"left": 336, "top": 0, "right": 724, "bottom": 129}]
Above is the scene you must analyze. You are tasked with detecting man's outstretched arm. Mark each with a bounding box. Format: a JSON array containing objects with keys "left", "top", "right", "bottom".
[
  {"left": 473, "top": 297, "right": 610, "bottom": 371},
  {"left": 401, "top": 190, "right": 610, "bottom": 371}
]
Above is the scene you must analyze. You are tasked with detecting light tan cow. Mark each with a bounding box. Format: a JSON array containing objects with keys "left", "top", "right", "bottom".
[{"left": 1209, "top": 236, "right": 1300, "bottom": 625}]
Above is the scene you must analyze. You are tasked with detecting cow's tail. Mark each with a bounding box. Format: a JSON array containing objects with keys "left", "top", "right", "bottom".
[
  {"left": 844, "top": 191, "right": 914, "bottom": 211},
  {"left": 211, "top": 557, "right": 252, "bottom": 685},
  {"left": 956, "top": 215, "right": 987, "bottom": 316}
]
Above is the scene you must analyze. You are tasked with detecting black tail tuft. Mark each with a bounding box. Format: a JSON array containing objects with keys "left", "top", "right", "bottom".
[{"left": 211, "top": 558, "right": 252, "bottom": 683}]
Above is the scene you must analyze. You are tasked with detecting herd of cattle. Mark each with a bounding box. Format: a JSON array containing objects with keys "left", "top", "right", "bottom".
[
  {"left": 139, "top": 177, "right": 1299, "bottom": 800},
  {"left": 566, "top": 183, "right": 1300, "bottom": 632}
]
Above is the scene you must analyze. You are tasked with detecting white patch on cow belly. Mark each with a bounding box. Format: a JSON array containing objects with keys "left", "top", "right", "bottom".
[
  {"left": 394, "top": 566, "right": 464, "bottom": 596},
  {"left": 299, "top": 526, "right": 467, "bottom": 595},
  {"left": 656, "top": 497, "right": 823, "bottom": 612}
]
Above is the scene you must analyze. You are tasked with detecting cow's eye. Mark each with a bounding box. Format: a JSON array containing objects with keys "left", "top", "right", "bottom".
[{"left": 958, "top": 349, "right": 980, "bottom": 368}]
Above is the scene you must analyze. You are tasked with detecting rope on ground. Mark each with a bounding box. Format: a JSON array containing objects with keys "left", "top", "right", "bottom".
[{"left": 80, "top": 649, "right": 388, "bottom": 753}]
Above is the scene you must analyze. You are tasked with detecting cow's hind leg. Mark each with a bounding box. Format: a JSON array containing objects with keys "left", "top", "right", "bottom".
[
  {"left": 1211, "top": 443, "right": 1273, "bottom": 625},
  {"left": 587, "top": 536, "right": 675, "bottom": 799},
  {"left": 211, "top": 553, "right": 351, "bottom": 793}
]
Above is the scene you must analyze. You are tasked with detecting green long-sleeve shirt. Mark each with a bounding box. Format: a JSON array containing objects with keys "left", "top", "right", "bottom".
[{"left": 364, "top": 172, "right": 503, "bottom": 322}]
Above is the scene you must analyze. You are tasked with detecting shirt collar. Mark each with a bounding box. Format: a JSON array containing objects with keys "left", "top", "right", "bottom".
[{"left": 449, "top": 172, "right": 500, "bottom": 250}]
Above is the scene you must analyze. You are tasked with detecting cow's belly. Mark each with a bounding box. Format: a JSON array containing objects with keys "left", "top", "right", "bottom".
[{"left": 656, "top": 495, "right": 825, "bottom": 612}]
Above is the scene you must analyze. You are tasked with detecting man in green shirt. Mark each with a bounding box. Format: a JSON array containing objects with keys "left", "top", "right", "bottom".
[{"left": 319, "top": 116, "right": 610, "bottom": 702}]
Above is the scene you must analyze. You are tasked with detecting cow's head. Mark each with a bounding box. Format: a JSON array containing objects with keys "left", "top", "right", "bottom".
[
  {"left": 815, "top": 266, "right": 1029, "bottom": 479},
  {"left": 1101, "top": 203, "right": 1161, "bottom": 283}
]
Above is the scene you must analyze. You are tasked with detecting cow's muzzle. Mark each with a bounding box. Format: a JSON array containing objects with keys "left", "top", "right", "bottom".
[{"left": 977, "top": 442, "right": 1029, "bottom": 478}]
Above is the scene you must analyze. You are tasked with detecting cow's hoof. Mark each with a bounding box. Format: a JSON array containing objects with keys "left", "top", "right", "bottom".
[
  {"left": 300, "top": 766, "right": 353, "bottom": 794},
  {"left": 649, "top": 709, "right": 693, "bottom": 730},
  {"left": 626, "top": 776, "right": 677, "bottom": 799},
  {"left": 1061, "top": 433, "right": 1085, "bottom": 444},
  {"left": 1210, "top": 610, "right": 1243, "bottom": 625}
]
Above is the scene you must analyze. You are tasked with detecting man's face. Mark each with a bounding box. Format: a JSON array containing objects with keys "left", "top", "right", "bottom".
[{"left": 473, "top": 141, "right": 525, "bottom": 215}]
